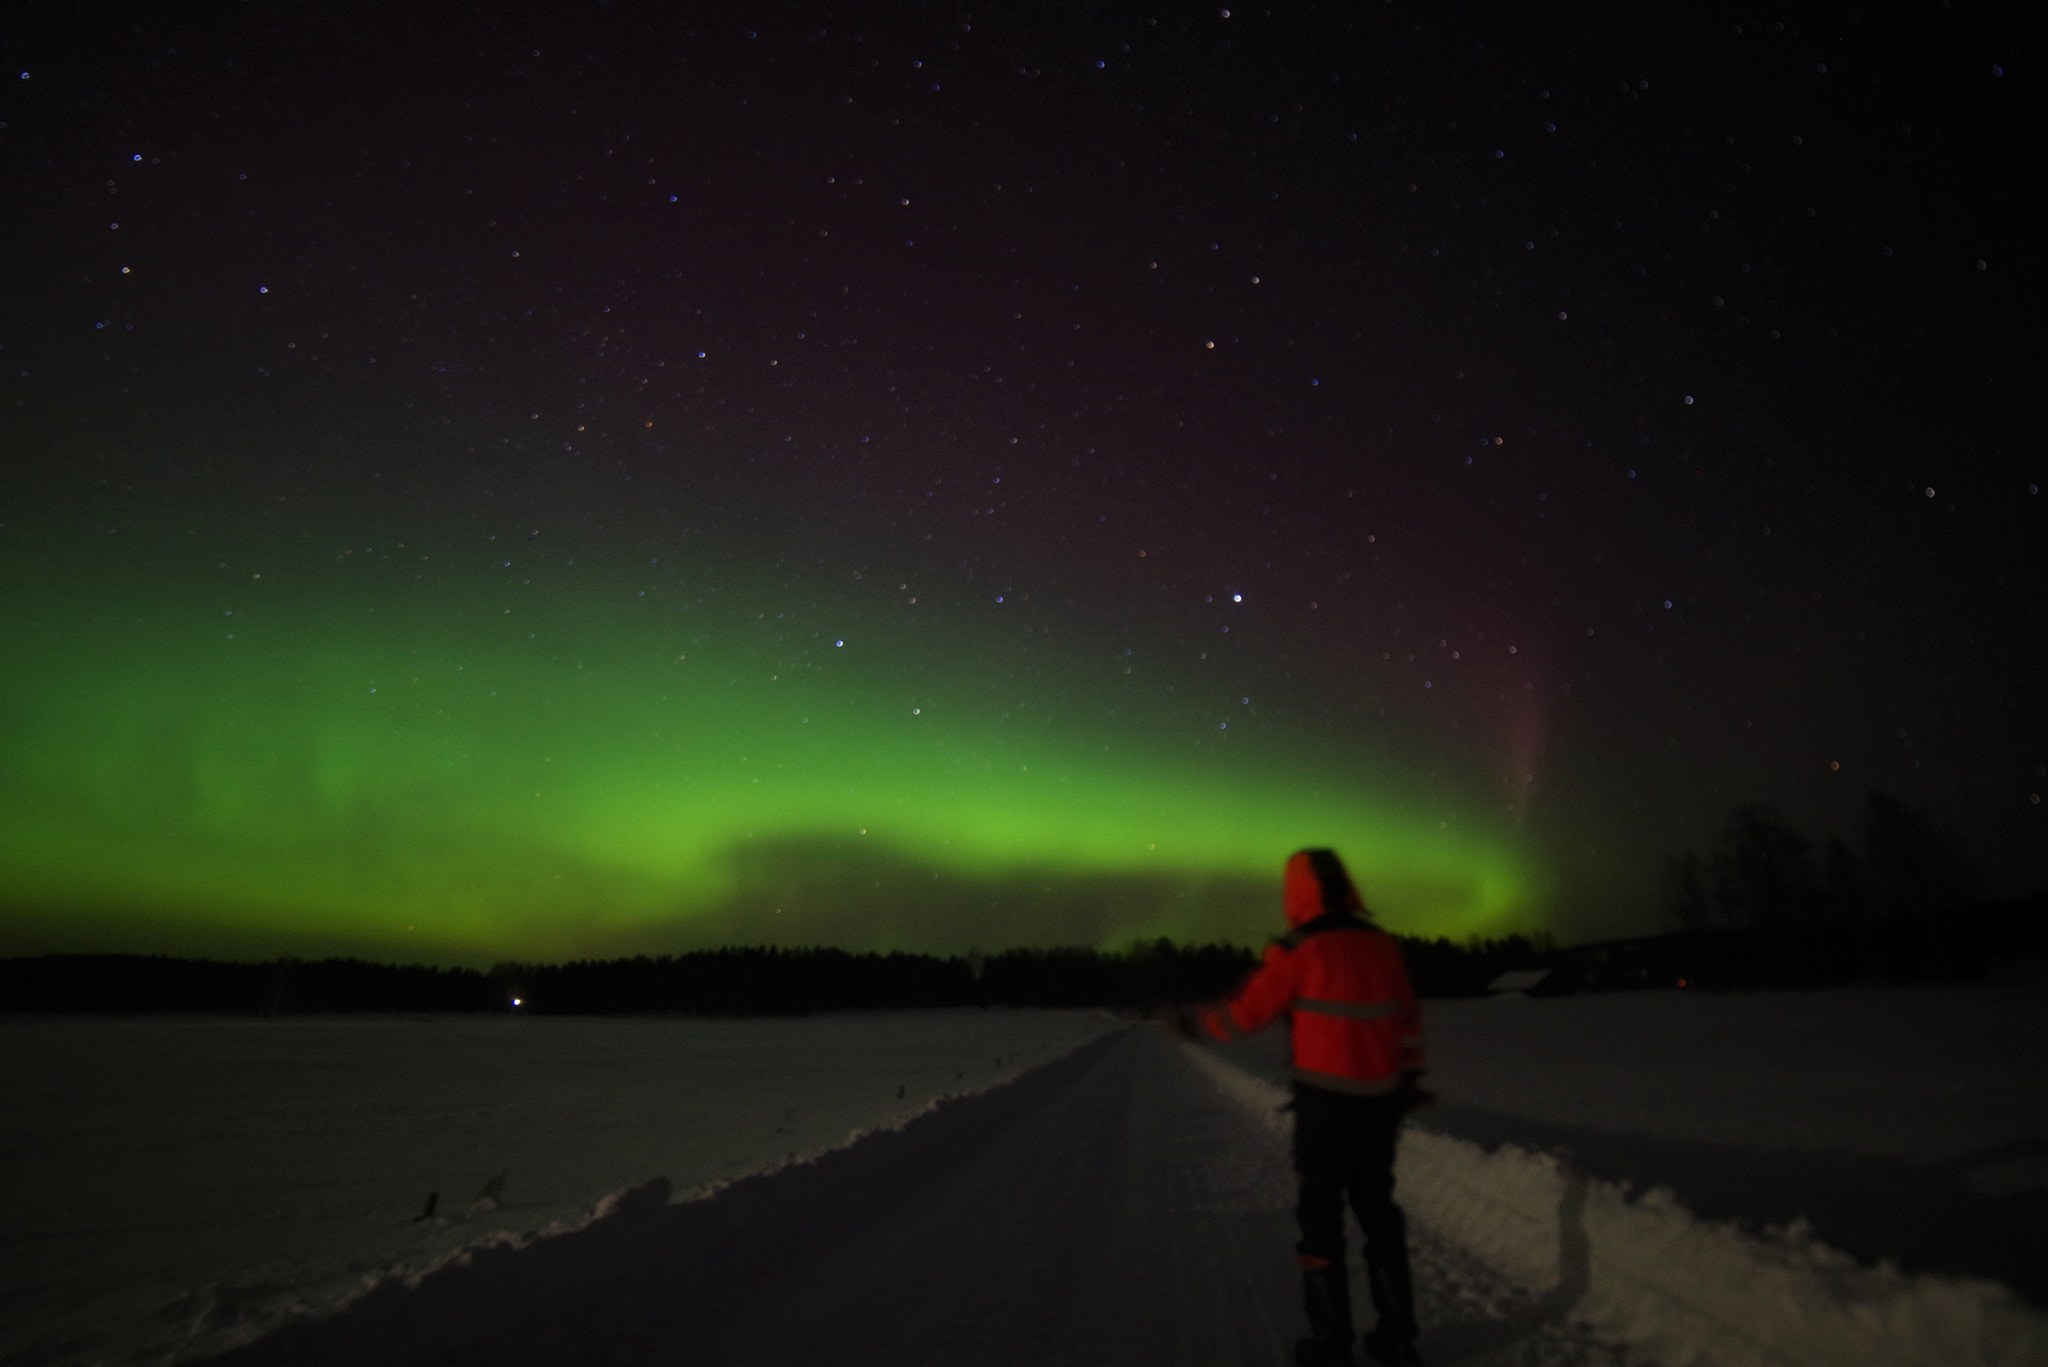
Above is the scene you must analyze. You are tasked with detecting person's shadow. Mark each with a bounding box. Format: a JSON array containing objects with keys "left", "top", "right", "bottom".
[{"left": 1408, "top": 1164, "right": 1592, "bottom": 1363}]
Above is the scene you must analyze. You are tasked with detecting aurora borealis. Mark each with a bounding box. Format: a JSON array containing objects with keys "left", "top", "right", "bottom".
[
  {"left": 1, "top": 2, "right": 2035, "bottom": 963},
  {"left": 1, "top": 514, "right": 1539, "bottom": 960}
]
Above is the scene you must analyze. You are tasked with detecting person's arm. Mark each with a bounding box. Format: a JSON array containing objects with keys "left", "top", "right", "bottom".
[{"left": 1196, "top": 942, "right": 1295, "bottom": 1041}]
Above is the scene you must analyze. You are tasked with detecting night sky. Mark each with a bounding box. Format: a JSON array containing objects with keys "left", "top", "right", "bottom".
[{"left": 1, "top": 2, "right": 2035, "bottom": 965}]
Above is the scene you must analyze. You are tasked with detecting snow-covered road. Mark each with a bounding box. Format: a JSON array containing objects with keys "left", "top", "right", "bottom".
[{"left": 208, "top": 1025, "right": 1630, "bottom": 1367}]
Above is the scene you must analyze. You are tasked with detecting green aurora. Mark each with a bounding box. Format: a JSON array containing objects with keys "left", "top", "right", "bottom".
[{"left": 0, "top": 527, "right": 1547, "bottom": 963}]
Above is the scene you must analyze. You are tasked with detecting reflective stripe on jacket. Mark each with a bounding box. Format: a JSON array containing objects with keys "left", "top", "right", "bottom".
[{"left": 1200, "top": 914, "right": 1424, "bottom": 1095}]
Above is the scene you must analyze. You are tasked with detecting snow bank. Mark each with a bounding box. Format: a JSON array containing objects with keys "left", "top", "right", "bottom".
[{"left": 1184, "top": 1043, "right": 2048, "bottom": 1367}]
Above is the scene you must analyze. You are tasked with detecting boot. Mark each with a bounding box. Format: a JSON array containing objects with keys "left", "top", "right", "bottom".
[
  {"left": 1293, "top": 1258, "right": 1354, "bottom": 1367},
  {"left": 1358, "top": 1330, "right": 1423, "bottom": 1367},
  {"left": 1362, "top": 1211, "right": 1420, "bottom": 1346}
]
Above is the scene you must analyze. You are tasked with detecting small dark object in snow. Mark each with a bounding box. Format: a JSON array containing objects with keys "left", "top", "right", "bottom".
[
  {"left": 469, "top": 1171, "right": 507, "bottom": 1214},
  {"left": 413, "top": 1192, "right": 439, "bottom": 1222},
  {"left": 895, "top": 1084, "right": 905, "bottom": 1099}
]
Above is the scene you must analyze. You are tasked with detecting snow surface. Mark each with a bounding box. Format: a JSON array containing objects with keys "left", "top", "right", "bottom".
[
  {"left": 1422, "top": 985, "right": 2048, "bottom": 1174},
  {"left": 0, "top": 1010, "right": 1117, "bottom": 1366},
  {"left": 5, "top": 985, "right": 2044, "bottom": 1367}
]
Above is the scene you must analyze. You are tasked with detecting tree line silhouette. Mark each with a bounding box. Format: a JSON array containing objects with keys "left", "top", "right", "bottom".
[
  {"left": 1553, "top": 789, "right": 2044, "bottom": 992},
  {"left": 1659, "top": 790, "right": 1979, "bottom": 931},
  {"left": 6, "top": 792, "right": 2031, "bottom": 1015},
  {"left": 0, "top": 954, "right": 504, "bottom": 1015},
  {"left": 0, "top": 934, "right": 1560, "bottom": 1015}
]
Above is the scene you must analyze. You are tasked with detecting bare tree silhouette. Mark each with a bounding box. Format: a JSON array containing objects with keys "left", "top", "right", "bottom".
[{"left": 1709, "top": 806, "right": 1817, "bottom": 928}]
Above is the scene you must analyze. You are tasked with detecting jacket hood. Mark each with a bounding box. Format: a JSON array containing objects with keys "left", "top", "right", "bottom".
[{"left": 1284, "top": 849, "right": 1364, "bottom": 927}]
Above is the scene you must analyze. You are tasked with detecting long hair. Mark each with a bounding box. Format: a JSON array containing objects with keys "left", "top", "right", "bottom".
[{"left": 1298, "top": 848, "right": 1367, "bottom": 919}]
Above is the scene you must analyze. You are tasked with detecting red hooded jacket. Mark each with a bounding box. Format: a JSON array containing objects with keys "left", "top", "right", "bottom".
[{"left": 1199, "top": 852, "right": 1425, "bottom": 1095}]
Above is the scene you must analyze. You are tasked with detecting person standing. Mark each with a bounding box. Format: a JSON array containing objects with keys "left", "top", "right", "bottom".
[{"left": 1192, "top": 849, "right": 1427, "bottom": 1367}]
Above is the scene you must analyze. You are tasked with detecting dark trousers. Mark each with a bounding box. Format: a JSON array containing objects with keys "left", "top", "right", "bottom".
[{"left": 1292, "top": 1082, "right": 1418, "bottom": 1343}]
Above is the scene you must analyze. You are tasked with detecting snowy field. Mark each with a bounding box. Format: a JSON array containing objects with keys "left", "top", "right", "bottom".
[
  {"left": 3, "top": 986, "right": 2044, "bottom": 1367},
  {"left": 0, "top": 1010, "right": 1118, "bottom": 1366}
]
